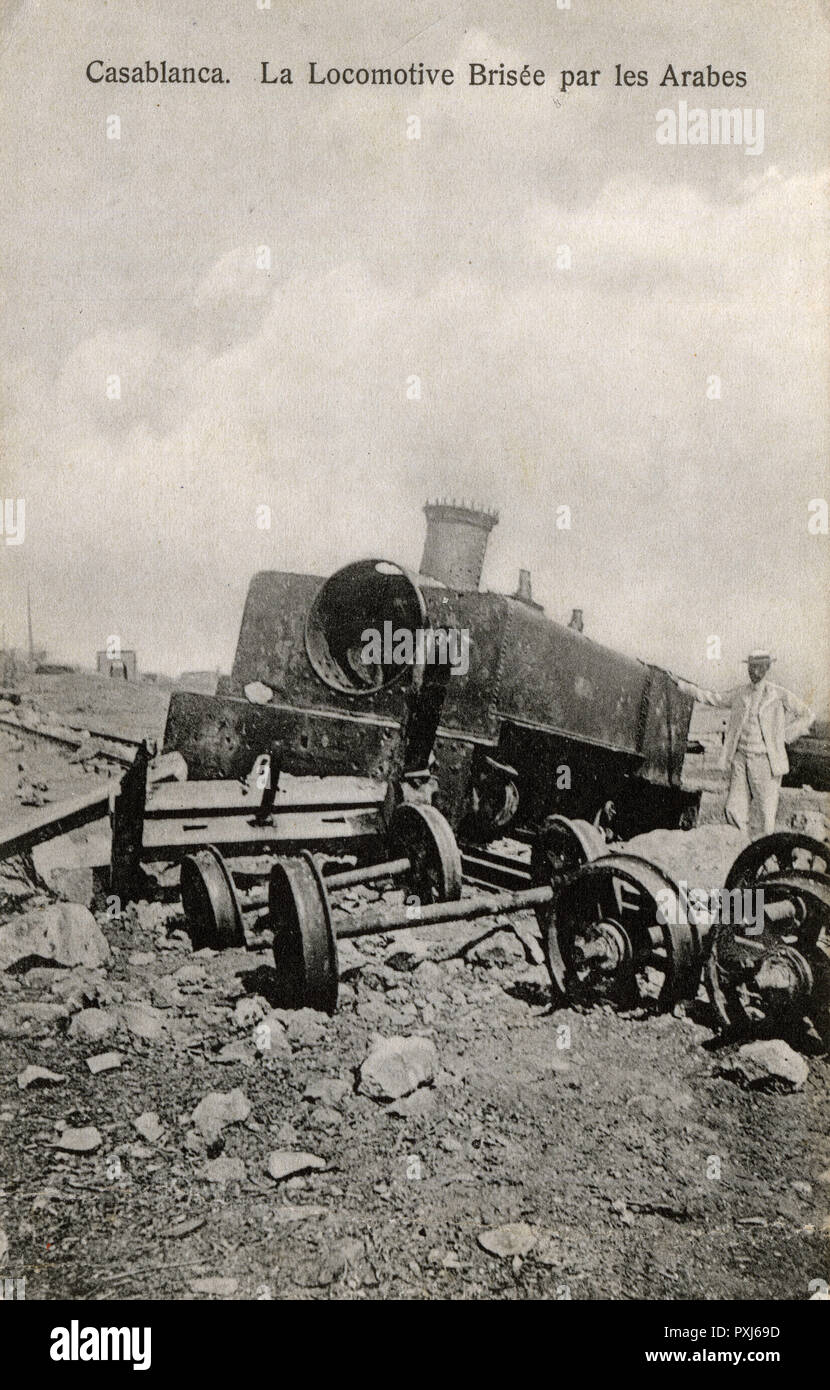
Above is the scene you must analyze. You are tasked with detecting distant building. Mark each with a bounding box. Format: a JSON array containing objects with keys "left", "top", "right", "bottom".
[{"left": 96, "top": 649, "right": 137, "bottom": 681}]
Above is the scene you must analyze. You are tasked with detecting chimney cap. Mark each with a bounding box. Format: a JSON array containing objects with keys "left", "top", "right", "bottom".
[{"left": 423, "top": 498, "right": 499, "bottom": 529}]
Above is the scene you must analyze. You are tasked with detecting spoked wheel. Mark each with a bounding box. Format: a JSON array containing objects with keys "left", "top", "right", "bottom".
[
  {"left": 724, "top": 832, "right": 830, "bottom": 892},
  {"left": 180, "top": 846, "right": 246, "bottom": 950},
  {"left": 705, "top": 870, "right": 830, "bottom": 1047},
  {"left": 530, "top": 814, "right": 608, "bottom": 886},
  {"left": 388, "top": 802, "right": 462, "bottom": 905},
  {"left": 542, "top": 853, "right": 711, "bottom": 1011}
]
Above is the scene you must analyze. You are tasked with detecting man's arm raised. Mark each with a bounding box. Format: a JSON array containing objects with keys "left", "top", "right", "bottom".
[{"left": 669, "top": 674, "right": 734, "bottom": 710}]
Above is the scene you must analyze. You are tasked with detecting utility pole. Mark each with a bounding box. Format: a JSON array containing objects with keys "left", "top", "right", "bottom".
[{"left": 27, "top": 585, "right": 35, "bottom": 665}]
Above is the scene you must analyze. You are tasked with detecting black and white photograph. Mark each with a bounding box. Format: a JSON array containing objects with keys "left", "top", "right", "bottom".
[{"left": 0, "top": 0, "right": 828, "bottom": 1348}]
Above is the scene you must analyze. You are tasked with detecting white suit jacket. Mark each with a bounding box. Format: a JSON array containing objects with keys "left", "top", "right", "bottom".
[{"left": 675, "top": 677, "right": 814, "bottom": 777}]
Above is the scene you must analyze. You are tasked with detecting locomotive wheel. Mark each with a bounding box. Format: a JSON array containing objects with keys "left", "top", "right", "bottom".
[
  {"left": 705, "top": 871, "right": 830, "bottom": 1045},
  {"left": 723, "top": 832, "right": 830, "bottom": 892},
  {"left": 269, "top": 852, "right": 339, "bottom": 1015},
  {"left": 542, "top": 853, "right": 711, "bottom": 1011},
  {"left": 530, "top": 814, "right": 608, "bottom": 886},
  {"left": 387, "top": 802, "right": 462, "bottom": 905},
  {"left": 180, "top": 846, "right": 245, "bottom": 951}
]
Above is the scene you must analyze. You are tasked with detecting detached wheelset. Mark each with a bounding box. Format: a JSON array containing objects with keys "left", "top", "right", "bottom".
[
  {"left": 704, "top": 832, "right": 830, "bottom": 1046},
  {"left": 540, "top": 852, "right": 712, "bottom": 1012},
  {"left": 538, "top": 827, "right": 830, "bottom": 1038},
  {"left": 269, "top": 812, "right": 609, "bottom": 1014},
  {"left": 180, "top": 801, "right": 462, "bottom": 953}
]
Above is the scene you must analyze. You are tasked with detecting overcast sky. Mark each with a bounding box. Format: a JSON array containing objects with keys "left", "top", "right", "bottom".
[{"left": 1, "top": 0, "right": 828, "bottom": 709}]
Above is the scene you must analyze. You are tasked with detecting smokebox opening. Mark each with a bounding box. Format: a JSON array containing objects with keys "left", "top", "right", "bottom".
[{"left": 305, "top": 559, "right": 426, "bottom": 696}]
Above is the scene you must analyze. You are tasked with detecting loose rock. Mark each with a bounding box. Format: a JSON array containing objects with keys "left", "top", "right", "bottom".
[
  {"left": 17, "top": 1064, "right": 65, "bottom": 1090},
  {"left": 55, "top": 1126, "right": 102, "bottom": 1153},
  {"left": 199, "top": 1155, "right": 246, "bottom": 1184},
  {"left": 86, "top": 1052, "right": 123, "bottom": 1074},
  {"left": 0, "top": 903, "right": 110, "bottom": 971},
  {"left": 266, "top": 1150, "right": 327, "bottom": 1182},
  {"left": 120, "top": 1002, "right": 164, "bottom": 1042},
  {"left": 133, "top": 1111, "right": 164, "bottom": 1143},
  {"left": 358, "top": 1034, "right": 439, "bottom": 1101},
  {"left": 477, "top": 1223, "right": 537, "bottom": 1258},
  {"left": 31, "top": 839, "right": 96, "bottom": 909},
  {"left": 244, "top": 682, "right": 273, "bottom": 705},
  {"left": 715, "top": 1039, "right": 809, "bottom": 1093},
  {"left": 191, "top": 1088, "right": 251, "bottom": 1143},
  {"left": 69, "top": 1008, "right": 119, "bottom": 1044}
]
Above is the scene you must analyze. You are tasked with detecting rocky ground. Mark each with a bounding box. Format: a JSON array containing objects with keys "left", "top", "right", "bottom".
[{"left": 0, "top": 674, "right": 828, "bottom": 1301}]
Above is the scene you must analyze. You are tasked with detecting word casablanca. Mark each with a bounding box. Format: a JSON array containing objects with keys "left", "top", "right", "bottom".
[
  {"left": 51, "top": 1322, "right": 151, "bottom": 1371},
  {"left": 87, "top": 60, "right": 226, "bottom": 82}
]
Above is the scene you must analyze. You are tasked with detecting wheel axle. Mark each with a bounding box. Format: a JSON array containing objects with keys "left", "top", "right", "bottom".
[{"left": 181, "top": 801, "right": 461, "bottom": 952}]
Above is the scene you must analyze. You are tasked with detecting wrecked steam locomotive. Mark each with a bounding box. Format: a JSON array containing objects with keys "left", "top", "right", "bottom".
[{"left": 161, "top": 501, "right": 700, "bottom": 846}]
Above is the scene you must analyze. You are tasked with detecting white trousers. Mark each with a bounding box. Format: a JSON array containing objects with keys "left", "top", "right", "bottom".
[{"left": 725, "top": 750, "right": 781, "bottom": 837}]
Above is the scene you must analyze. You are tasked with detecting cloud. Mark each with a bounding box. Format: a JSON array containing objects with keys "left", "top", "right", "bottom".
[{"left": 0, "top": 3, "right": 827, "bottom": 706}]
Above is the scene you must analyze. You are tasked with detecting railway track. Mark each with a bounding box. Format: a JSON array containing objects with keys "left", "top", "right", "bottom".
[{"left": 0, "top": 715, "right": 138, "bottom": 768}]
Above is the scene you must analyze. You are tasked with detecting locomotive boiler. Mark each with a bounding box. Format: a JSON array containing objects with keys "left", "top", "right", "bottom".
[{"left": 162, "top": 501, "right": 700, "bottom": 845}]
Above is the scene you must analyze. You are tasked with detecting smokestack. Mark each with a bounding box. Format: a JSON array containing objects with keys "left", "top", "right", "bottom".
[
  {"left": 514, "top": 569, "right": 533, "bottom": 604},
  {"left": 419, "top": 498, "right": 499, "bottom": 590}
]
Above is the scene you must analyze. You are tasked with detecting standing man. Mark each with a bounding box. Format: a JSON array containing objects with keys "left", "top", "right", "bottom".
[{"left": 673, "top": 650, "right": 814, "bottom": 836}]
